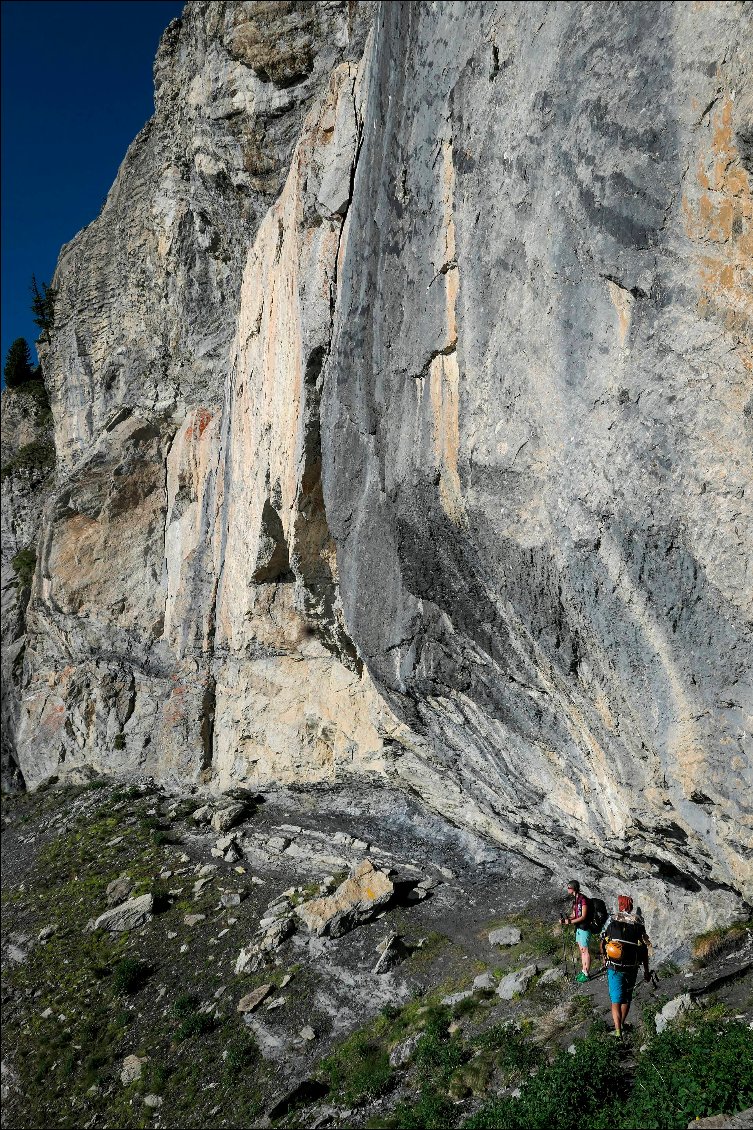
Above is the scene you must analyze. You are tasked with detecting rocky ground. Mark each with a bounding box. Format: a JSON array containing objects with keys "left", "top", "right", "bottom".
[{"left": 1, "top": 777, "right": 751, "bottom": 1130}]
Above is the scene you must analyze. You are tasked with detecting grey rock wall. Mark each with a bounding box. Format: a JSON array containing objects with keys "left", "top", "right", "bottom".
[
  {"left": 322, "top": 1, "right": 753, "bottom": 916},
  {"left": 1, "top": 386, "right": 56, "bottom": 790}
]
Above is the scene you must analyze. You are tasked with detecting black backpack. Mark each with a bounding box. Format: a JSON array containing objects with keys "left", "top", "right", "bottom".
[
  {"left": 585, "top": 896, "right": 608, "bottom": 933},
  {"left": 603, "top": 916, "right": 645, "bottom": 968}
]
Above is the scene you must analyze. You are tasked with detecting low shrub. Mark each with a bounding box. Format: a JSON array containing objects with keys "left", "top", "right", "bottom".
[
  {"left": 623, "top": 1018, "right": 753, "bottom": 1129},
  {"left": 172, "top": 992, "right": 200, "bottom": 1018},
  {"left": 414, "top": 1024, "right": 468, "bottom": 1086},
  {"left": 380, "top": 1086, "right": 456, "bottom": 1129},
  {"left": 175, "top": 1011, "right": 216, "bottom": 1041},
  {"left": 320, "top": 1029, "right": 393, "bottom": 1105},
  {"left": 0, "top": 440, "right": 55, "bottom": 481},
  {"left": 472, "top": 1023, "right": 544, "bottom": 1084},
  {"left": 224, "top": 1032, "right": 259, "bottom": 1077},
  {"left": 11, "top": 547, "right": 36, "bottom": 589},
  {"left": 111, "top": 957, "right": 149, "bottom": 995},
  {"left": 465, "top": 1033, "right": 626, "bottom": 1129}
]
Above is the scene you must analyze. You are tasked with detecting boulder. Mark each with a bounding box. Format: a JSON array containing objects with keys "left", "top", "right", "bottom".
[
  {"left": 90, "top": 893, "right": 153, "bottom": 933},
  {"left": 496, "top": 962, "right": 539, "bottom": 1000},
  {"left": 120, "top": 1054, "right": 147, "bottom": 1086},
  {"left": 106, "top": 874, "right": 133, "bottom": 907},
  {"left": 389, "top": 1032, "right": 423, "bottom": 1067},
  {"left": 539, "top": 966, "right": 564, "bottom": 985},
  {"left": 260, "top": 916, "right": 294, "bottom": 952},
  {"left": 472, "top": 972, "right": 497, "bottom": 992},
  {"left": 294, "top": 860, "right": 394, "bottom": 938},
  {"left": 211, "top": 803, "right": 249, "bottom": 834},
  {"left": 237, "top": 984, "right": 272, "bottom": 1013},
  {"left": 489, "top": 927, "right": 522, "bottom": 947},
  {"left": 655, "top": 993, "right": 693, "bottom": 1034},
  {"left": 215, "top": 832, "right": 238, "bottom": 853},
  {"left": 442, "top": 989, "right": 474, "bottom": 1007},
  {"left": 687, "top": 1110, "right": 753, "bottom": 1130}
]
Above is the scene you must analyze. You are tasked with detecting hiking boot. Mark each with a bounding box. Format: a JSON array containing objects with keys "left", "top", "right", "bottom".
[
  {"left": 611, "top": 1029, "right": 623, "bottom": 1039},
  {"left": 575, "top": 972, "right": 589, "bottom": 983}
]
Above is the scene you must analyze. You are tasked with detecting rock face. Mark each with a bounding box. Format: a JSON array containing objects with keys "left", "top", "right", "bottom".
[
  {"left": 1, "top": 2, "right": 751, "bottom": 940},
  {"left": 1, "top": 383, "right": 55, "bottom": 791},
  {"left": 322, "top": 1, "right": 753, "bottom": 923}
]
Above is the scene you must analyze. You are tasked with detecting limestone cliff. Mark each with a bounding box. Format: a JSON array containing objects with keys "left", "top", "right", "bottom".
[{"left": 2, "top": 1, "right": 751, "bottom": 939}]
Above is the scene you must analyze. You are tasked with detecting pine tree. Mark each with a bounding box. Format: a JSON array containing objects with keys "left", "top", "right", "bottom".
[
  {"left": 4, "top": 338, "right": 35, "bottom": 388},
  {"left": 30, "top": 275, "right": 56, "bottom": 340}
]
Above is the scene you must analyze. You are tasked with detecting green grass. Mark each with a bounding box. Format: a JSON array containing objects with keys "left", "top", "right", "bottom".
[
  {"left": 692, "top": 919, "right": 752, "bottom": 967},
  {"left": 485, "top": 913, "right": 562, "bottom": 964},
  {"left": 464, "top": 1032, "right": 626, "bottom": 1129},
  {"left": 111, "top": 957, "right": 150, "bottom": 995},
  {"left": 320, "top": 1029, "right": 393, "bottom": 1106},
  {"left": 373, "top": 1087, "right": 456, "bottom": 1129},
  {"left": 620, "top": 1017, "right": 753, "bottom": 1128}
]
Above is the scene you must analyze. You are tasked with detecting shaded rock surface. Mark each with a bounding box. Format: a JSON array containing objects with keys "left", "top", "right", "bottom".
[{"left": 0, "top": 0, "right": 751, "bottom": 948}]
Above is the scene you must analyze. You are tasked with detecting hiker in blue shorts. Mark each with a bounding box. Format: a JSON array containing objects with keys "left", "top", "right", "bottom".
[
  {"left": 563, "top": 879, "right": 592, "bottom": 983},
  {"left": 601, "top": 894, "right": 652, "bottom": 1038}
]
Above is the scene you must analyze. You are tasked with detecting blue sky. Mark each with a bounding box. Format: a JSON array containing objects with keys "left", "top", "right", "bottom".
[{"left": 1, "top": 0, "right": 184, "bottom": 376}]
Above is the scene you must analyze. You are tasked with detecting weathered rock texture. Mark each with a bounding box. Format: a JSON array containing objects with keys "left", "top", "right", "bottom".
[
  {"left": 2, "top": 2, "right": 751, "bottom": 939},
  {"left": 294, "top": 859, "right": 394, "bottom": 936},
  {"left": 1, "top": 384, "right": 56, "bottom": 790},
  {"left": 322, "top": 1, "right": 753, "bottom": 929}
]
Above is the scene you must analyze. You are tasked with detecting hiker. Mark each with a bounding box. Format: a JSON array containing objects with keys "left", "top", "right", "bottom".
[
  {"left": 562, "top": 879, "right": 592, "bottom": 983},
  {"left": 600, "top": 895, "right": 651, "bottom": 1038}
]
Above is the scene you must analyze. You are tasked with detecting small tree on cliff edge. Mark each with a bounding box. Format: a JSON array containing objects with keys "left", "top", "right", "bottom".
[
  {"left": 4, "top": 338, "right": 35, "bottom": 388},
  {"left": 30, "top": 275, "right": 56, "bottom": 341}
]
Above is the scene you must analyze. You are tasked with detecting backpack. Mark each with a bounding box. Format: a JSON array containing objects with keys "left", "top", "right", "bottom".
[
  {"left": 586, "top": 897, "right": 608, "bottom": 933},
  {"left": 603, "top": 915, "right": 645, "bottom": 968}
]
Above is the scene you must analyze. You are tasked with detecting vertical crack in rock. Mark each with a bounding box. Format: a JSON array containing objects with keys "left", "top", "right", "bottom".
[{"left": 200, "top": 674, "right": 216, "bottom": 775}]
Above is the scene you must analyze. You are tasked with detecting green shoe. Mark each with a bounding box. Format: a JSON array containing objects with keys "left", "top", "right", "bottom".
[
  {"left": 576, "top": 972, "right": 589, "bottom": 983},
  {"left": 611, "top": 1029, "right": 622, "bottom": 1039}
]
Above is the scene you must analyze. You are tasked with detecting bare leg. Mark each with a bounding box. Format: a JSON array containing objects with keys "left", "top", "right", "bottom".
[
  {"left": 579, "top": 944, "right": 591, "bottom": 976},
  {"left": 620, "top": 1002, "right": 630, "bottom": 1027},
  {"left": 610, "top": 1002, "right": 622, "bottom": 1033}
]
